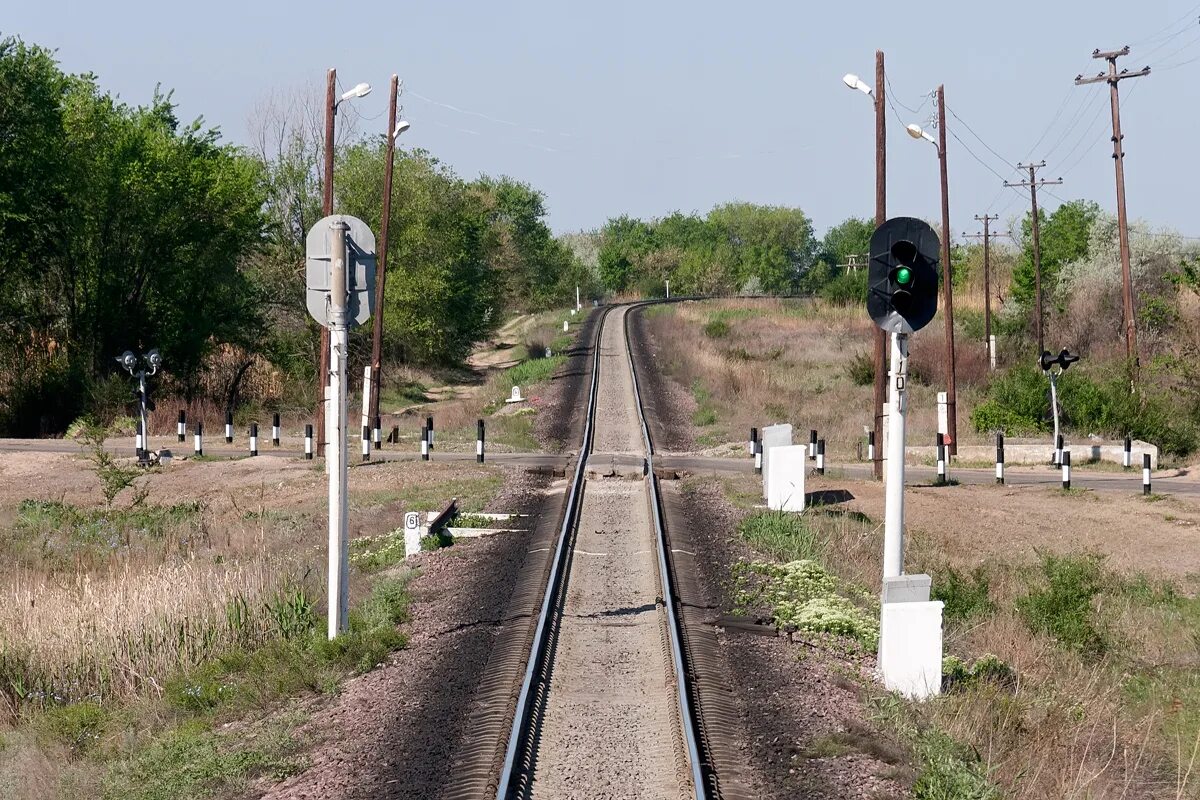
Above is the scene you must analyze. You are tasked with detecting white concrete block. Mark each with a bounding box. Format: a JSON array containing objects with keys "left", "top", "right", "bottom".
[
  {"left": 760, "top": 423, "right": 793, "bottom": 499},
  {"left": 879, "top": 600, "right": 944, "bottom": 700},
  {"left": 767, "top": 445, "right": 807, "bottom": 512},
  {"left": 403, "top": 512, "right": 422, "bottom": 559}
]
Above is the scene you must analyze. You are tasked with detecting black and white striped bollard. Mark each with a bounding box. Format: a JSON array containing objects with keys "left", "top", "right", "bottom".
[
  {"left": 1143, "top": 453, "right": 1152, "bottom": 495},
  {"left": 1061, "top": 450, "right": 1071, "bottom": 490},
  {"left": 995, "top": 433, "right": 1005, "bottom": 485},
  {"left": 272, "top": 412, "right": 281, "bottom": 447},
  {"left": 1123, "top": 436, "right": 1132, "bottom": 469},
  {"left": 809, "top": 429, "right": 817, "bottom": 460},
  {"left": 249, "top": 423, "right": 258, "bottom": 457},
  {"left": 426, "top": 416, "right": 434, "bottom": 451},
  {"left": 361, "top": 425, "right": 370, "bottom": 462},
  {"left": 135, "top": 419, "right": 144, "bottom": 459},
  {"left": 867, "top": 431, "right": 876, "bottom": 463},
  {"left": 421, "top": 427, "right": 430, "bottom": 461},
  {"left": 177, "top": 410, "right": 186, "bottom": 442},
  {"left": 193, "top": 422, "right": 203, "bottom": 457},
  {"left": 936, "top": 433, "right": 947, "bottom": 485},
  {"left": 753, "top": 439, "right": 763, "bottom": 474},
  {"left": 225, "top": 411, "right": 233, "bottom": 444},
  {"left": 1054, "top": 434, "right": 1063, "bottom": 467},
  {"left": 304, "top": 424, "right": 313, "bottom": 460},
  {"left": 816, "top": 439, "right": 826, "bottom": 475},
  {"left": 477, "top": 419, "right": 485, "bottom": 463},
  {"left": 373, "top": 416, "right": 382, "bottom": 450},
  {"left": 749, "top": 427, "right": 758, "bottom": 456}
]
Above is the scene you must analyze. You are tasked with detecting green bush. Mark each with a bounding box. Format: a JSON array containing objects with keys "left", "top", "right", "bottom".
[
  {"left": 932, "top": 566, "right": 993, "bottom": 621},
  {"left": 738, "top": 511, "right": 823, "bottom": 562},
  {"left": 911, "top": 728, "right": 1002, "bottom": 799},
  {"left": 845, "top": 351, "right": 875, "bottom": 387},
  {"left": 703, "top": 319, "right": 731, "bottom": 338},
  {"left": 1016, "top": 554, "right": 1107, "bottom": 659},
  {"left": 819, "top": 268, "right": 868, "bottom": 305}
]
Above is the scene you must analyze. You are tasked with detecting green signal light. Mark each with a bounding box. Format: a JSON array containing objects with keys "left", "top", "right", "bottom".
[{"left": 895, "top": 266, "right": 913, "bottom": 285}]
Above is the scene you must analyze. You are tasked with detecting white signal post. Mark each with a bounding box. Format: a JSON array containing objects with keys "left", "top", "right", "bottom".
[
  {"left": 327, "top": 220, "right": 351, "bottom": 638},
  {"left": 882, "top": 332, "right": 908, "bottom": 578}
]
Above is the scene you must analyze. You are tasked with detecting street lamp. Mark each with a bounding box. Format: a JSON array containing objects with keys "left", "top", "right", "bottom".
[
  {"left": 906, "top": 123, "right": 937, "bottom": 148},
  {"left": 906, "top": 85, "right": 958, "bottom": 457},
  {"left": 339, "top": 82, "right": 372, "bottom": 103},
  {"left": 842, "top": 53, "right": 888, "bottom": 481},
  {"left": 842, "top": 73, "right": 873, "bottom": 95},
  {"left": 393, "top": 119, "right": 411, "bottom": 138}
]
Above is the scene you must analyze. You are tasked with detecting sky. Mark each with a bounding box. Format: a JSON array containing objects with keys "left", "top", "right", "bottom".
[{"left": 8, "top": 1, "right": 1200, "bottom": 238}]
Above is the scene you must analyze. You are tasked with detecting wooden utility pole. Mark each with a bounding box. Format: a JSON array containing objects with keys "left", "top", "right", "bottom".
[
  {"left": 964, "top": 214, "right": 1001, "bottom": 370},
  {"left": 1076, "top": 47, "right": 1149, "bottom": 384},
  {"left": 935, "top": 85, "right": 958, "bottom": 456},
  {"left": 1005, "top": 162, "right": 1062, "bottom": 357},
  {"left": 872, "top": 49, "right": 887, "bottom": 480},
  {"left": 316, "top": 68, "right": 336, "bottom": 457},
  {"left": 369, "top": 74, "right": 400, "bottom": 432}
]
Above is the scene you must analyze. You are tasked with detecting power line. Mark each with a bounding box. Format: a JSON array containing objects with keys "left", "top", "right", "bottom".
[
  {"left": 1022, "top": 85, "right": 1080, "bottom": 162},
  {"left": 945, "top": 104, "right": 1018, "bottom": 174},
  {"left": 1130, "top": 3, "right": 1200, "bottom": 47},
  {"left": 1043, "top": 86, "right": 1105, "bottom": 161}
]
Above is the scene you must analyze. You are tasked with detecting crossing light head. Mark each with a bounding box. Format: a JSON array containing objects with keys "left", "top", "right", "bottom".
[
  {"left": 116, "top": 351, "right": 136, "bottom": 372},
  {"left": 145, "top": 348, "right": 162, "bottom": 373},
  {"left": 867, "top": 217, "right": 941, "bottom": 334}
]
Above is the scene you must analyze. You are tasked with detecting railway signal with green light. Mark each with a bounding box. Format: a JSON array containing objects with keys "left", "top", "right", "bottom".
[{"left": 867, "top": 217, "right": 941, "bottom": 334}]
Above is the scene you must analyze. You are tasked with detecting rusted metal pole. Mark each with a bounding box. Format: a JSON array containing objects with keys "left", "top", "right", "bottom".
[
  {"left": 316, "top": 67, "right": 336, "bottom": 457},
  {"left": 872, "top": 49, "right": 887, "bottom": 480},
  {"left": 369, "top": 74, "right": 399, "bottom": 429},
  {"left": 936, "top": 85, "right": 958, "bottom": 456}
]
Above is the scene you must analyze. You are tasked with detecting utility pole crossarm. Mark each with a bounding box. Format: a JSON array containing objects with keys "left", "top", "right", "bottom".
[{"left": 1075, "top": 66, "right": 1151, "bottom": 85}]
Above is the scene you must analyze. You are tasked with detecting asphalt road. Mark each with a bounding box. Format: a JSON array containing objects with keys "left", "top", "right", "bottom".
[{"left": 3, "top": 438, "right": 1190, "bottom": 496}]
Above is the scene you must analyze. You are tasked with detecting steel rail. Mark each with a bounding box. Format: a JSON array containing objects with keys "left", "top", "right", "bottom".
[
  {"left": 494, "top": 304, "right": 614, "bottom": 799},
  {"left": 622, "top": 302, "right": 710, "bottom": 798}
]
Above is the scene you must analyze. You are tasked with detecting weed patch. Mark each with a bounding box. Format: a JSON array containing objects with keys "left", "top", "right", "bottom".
[{"left": 1016, "top": 553, "right": 1107, "bottom": 658}]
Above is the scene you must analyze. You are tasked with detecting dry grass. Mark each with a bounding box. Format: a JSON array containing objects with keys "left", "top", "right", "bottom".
[{"left": 646, "top": 298, "right": 994, "bottom": 458}]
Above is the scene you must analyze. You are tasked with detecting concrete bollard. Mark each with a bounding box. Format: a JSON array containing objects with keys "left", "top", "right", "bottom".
[
  {"left": 477, "top": 419, "right": 485, "bottom": 463},
  {"left": 1054, "top": 433, "right": 1063, "bottom": 467},
  {"left": 225, "top": 411, "right": 234, "bottom": 444},
  {"left": 749, "top": 426, "right": 758, "bottom": 455},
  {"left": 563, "top": 320, "right": 569, "bottom": 332},
  {"left": 135, "top": 419, "right": 144, "bottom": 459},
  {"left": 936, "top": 433, "right": 946, "bottom": 485},
  {"left": 193, "top": 422, "right": 203, "bottom": 457},
  {"left": 816, "top": 438, "right": 826, "bottom": 475},
  {"left": 1143, "top": 453, "right": 1151, "bottom": 495},
  {"left": 361, "top": 425, "right": 370, "bottom": 462},
  {"left": 995, "top": 433, "right": 1004, "bottom": 485},
  {"left": 249, "top": 423, "right": 258, "bottom": 457},
  {"left": 753, "top": 441, "right": 763, "bottom": 474},
  {"left": 808, "top": 429, "right": 817, "bottom": 460},
  {"left": 425, "top": 416, "right": 434, "bottom": 450},
  {"left": 421, "top": 427, "right": 429, "bottom": 461},
  {"left": 868, "top": 431, "right": 876, "bottom": 463},
  {"left": 272, "top": 412, "right": 281, "bottom": 447},
  {"left": 1062, "top": 450, "right": 1071, "bottom": 490},
  {"left": 373, "top": 416, "right": 382, "bottom": 450},
  {"left": 177, "top": 410, "right": 186, "bottom": 442},
  {"left": 1123, "top": 436, "right": 1132, "bottom": 469},
  {"left": 304, "top": 424, "right": 313, "bottom": 460}
]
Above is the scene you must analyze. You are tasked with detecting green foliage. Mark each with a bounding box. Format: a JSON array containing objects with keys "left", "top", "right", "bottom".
[
  {"left": 910, "top": 728, "right": 1002, "bottom": 800},
  {"left": 691, "top": 381, "right": 718, "bottom": 427},
  {"left": 1010, "top": 200, "right": 1100, "bottom": 308},
  {"left": 35, "top": 700, "right": 110, "bottom": 755},
  {"left": 702, "top": 318, "right": 730, "bottom": 338},
  {"left": 1016, "top": 554, "right": 1107, "bottom": 659},
  {"left": 738, "top": 511, "right": 824, "bottom": 562},
  {"left": 818, "top": 267, "right": 868, "bottom": 305},
  {"left": 932, "top": 566, "right": 994, "bottom": 622},
  {"left": 941, "top": 654, "right": 1015, "bottom": 692}
]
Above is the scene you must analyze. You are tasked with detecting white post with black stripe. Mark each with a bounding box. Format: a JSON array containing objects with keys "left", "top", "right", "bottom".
[
  {"left": 995, "top": 433, "right": 1004, "bottom": 485},
  {"left": 177, "top": 410, "right": 186, "bottom": 442},
  {"left": 361, "top": 425, "right": 370, "bottom": 462},
  {"left": 425, "top": 416, "right": 434, "bottom": 451},
  {"left": 751, "top": 426, "right": 762, "bottom": 474},
  {"left": 477, "top": 419, "right": 485, "bottom": 463},
  {"left": 808, "top": 429, "right": 817, "bottom": 460},
  {"left": 272, "top": 412, "right": 281, "bottom": 447},
  {"left": 135, "top": 419, "right": 144, "bottom": 459},
  {"left": 249, "top": 423, "right": 258, "bottom": 457},
  {"left": 816, "top": 438, "right": 826, "bottom": 475},
  {"left": 936, "top": 433, "right": 946, "bottom": 485},
  {"left": 420, "top": 426, "right": 429, "bottom": 461},
  {"left": 1123, "top": 436, "right": 1132, "bottom": 469},
  {"left": 373, "top": 415, "right": 382, "bottom": 450},
  {"left": 1054, "top": 434, "right": 1063, "bottom": 467},
  {"left": 193, "top": 422, "right": 203, "bottom": 457},
  {"left": 1143, "top": 454, "right": 1152, "bottom": 495},
  {"left": 867, "top": 431, "right": 876, "bottom": 463},
  {"left": 1061, "top": 450, "right": 1071, "bottom": 490},
  {"left": 304, "top": 424, "right": 313, "bottom": 460},
  {"left": 225, "top": 411, "right": 234, "bottom": 444}
]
